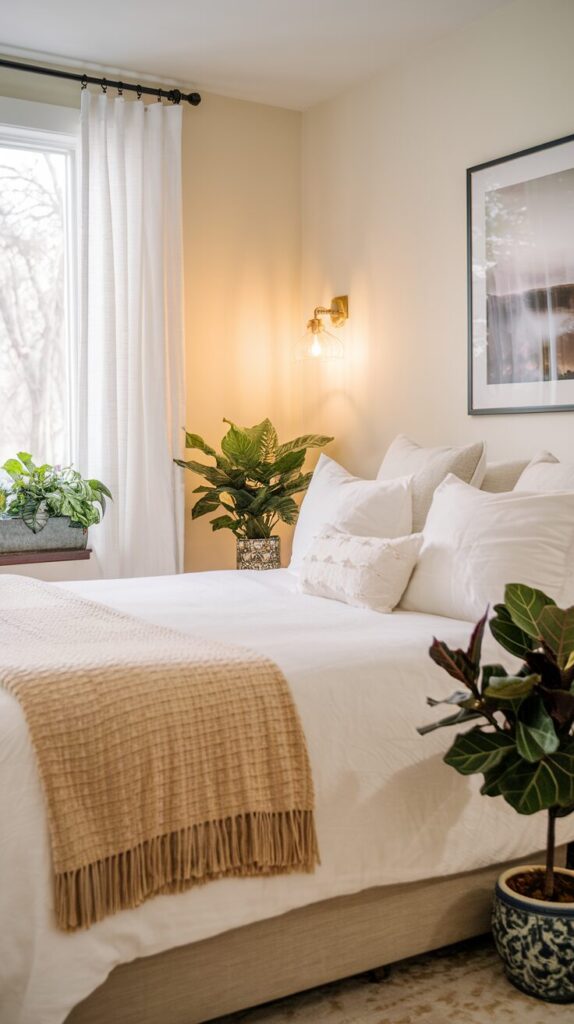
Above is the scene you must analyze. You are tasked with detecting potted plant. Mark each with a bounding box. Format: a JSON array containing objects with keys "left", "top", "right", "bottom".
[
  {"left": 174, "top": 418, "right": 332, "bottom": 569},
  {"left": 0, "top": 452, "right": 111, "bottom": 552},
  {"left": 419, "top": 583, "right": 574, "bottom": 1003}
]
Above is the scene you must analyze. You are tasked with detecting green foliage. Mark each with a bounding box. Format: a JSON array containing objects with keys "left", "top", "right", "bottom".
[
  {"left": 174, "top": 419, "right": 333, "bottom": 539},
  {"left": 1, "top": 452, "right": 112, "bottom": 534},
  {"left": 419, "top": 582, "right": 574, "bottom": 899}
]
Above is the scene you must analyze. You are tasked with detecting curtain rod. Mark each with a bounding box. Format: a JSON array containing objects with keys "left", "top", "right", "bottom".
[{"left": 0, "top": 56, "right": 201, "bottom": 106}]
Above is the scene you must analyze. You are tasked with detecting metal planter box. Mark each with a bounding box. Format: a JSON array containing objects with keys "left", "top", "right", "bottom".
[{"left": 0, "top": 517, "right": 88, "bottom": 553}]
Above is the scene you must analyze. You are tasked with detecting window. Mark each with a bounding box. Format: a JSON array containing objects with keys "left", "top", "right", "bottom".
[{"left": 0, "top": 100, "right": 79, "bottom": 467}]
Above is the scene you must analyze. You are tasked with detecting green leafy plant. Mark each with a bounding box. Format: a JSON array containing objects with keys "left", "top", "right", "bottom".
[
  {"left": 2, "top": 452, "right": 112, "bottom": 533},
  {"left": 174, "top": 418, "right": 332, "bottom": 539},
  {"left": 419, "top": 583, "right": 574, "bottom": 900}
]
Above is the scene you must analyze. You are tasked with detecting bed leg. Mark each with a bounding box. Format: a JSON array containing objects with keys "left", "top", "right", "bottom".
[
  {"left": 567, "top": 841, "right": 574, "bottom": 870},
  {"left": 368, "top": 964, "right": 392, "bottom": 983}
]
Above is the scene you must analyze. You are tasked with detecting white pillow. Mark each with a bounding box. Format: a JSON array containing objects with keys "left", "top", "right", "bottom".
[
  {"left": 514, "top": 450, "right": 574, "bottom": 492},
  {"left": 299, "top": 527, "right": 422, "bottom": 613},
  {"left": 377, "top": 434, "right": 486, "bottom": 532},
  {"left": 401, "top": 475, "right": 574, "bottom": 621},
  {"left": 289, "top": 455, "right": 412, "bottom": 572}
]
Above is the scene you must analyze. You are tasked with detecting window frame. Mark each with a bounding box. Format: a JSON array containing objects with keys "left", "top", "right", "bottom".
[{"left": 0, "top": 97, "right": 80, "bottom": 464}]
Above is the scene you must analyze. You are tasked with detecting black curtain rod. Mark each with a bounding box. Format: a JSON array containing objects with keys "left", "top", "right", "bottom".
[{"left": 0, "top": 56, "right": 201, "bottom": 106}]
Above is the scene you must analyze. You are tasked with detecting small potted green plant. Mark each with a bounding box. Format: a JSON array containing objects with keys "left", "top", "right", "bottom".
[
  {"left": 419, "top": 583, "right": 574, "bottom": 1003},
  {"left": 0, "top": 452, "right": 111, "bottom": 553},
  {"left": 175, "top": 418, "right": 332, "bottom": 569}
]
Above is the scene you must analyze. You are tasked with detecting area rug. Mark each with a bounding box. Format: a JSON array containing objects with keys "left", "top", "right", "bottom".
[{"left": 217, "top": 936, "right": 571, "bottom": 1023}]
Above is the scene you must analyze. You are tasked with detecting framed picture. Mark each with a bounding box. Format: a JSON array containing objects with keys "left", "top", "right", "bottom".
[{"left": 467, "top": 131, "right": 574, "bottom": 415}]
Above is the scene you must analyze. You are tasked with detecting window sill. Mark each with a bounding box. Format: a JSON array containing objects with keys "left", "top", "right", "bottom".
[{"left": 0, "top": 549, "right": 92, "bottom": 567}]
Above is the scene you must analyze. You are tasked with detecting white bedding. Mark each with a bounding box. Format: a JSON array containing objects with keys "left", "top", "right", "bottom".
[{"left": 1, "top": 569, "right": 572, "bottom": 1024}]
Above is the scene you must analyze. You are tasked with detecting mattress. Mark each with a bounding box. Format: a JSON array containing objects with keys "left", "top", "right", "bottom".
[{"left": 1, "top": 568, "right": 571, "bottom": 1024}]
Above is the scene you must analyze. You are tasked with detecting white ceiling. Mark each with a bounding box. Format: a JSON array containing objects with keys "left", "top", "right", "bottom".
[{"left": 1, "top": 0, "right": 510, "bottom": 110}]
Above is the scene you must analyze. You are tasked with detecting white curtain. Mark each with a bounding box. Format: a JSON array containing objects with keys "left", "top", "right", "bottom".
[{"left": 77, "top": 91, "right": 185, "bottom": 578}]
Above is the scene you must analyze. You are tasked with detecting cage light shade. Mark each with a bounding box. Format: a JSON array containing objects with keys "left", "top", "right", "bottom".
[{"left": 295, "top": 318, "right": 344, "bottom": 361}]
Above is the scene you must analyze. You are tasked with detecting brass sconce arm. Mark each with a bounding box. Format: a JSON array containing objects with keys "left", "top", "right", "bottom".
[{"left": 312, "top": 295, "right": 349, "bottom": 327}]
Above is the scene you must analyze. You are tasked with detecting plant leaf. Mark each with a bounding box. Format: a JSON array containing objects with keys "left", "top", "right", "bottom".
[
  {"left": 480, "top": 664, "right": 508, "bottom": 693},
  {"left": 490, "top": 602, "right": 536, "bottom": 659},
  {"left": 484, "top": 674, "right": 538, "bottom": 705},
  {"left": 416, "top": 708, "right": 483, "bottom": 736},
  {"left": 443, "top": 728, "right": 515, "bottom": 775},
  {"left": 567, "top": 651, "right": 574, "bottom": 672},
  {"left": 210, "top": 515, "right": 239, "bottom": 533},
  {"left": 492, "top": 741, "right": 574, "bottom": 814},
  {"left": 174, "top": 459, "right": 232, "bottom": 486},
  {"left": 266, "top": 449, "right": 306, "bottom": 479},
  {"left": 467, "top": 610, "right": 488, "bottom": 671},
  {"left": 429, "top": 638, "right": 476, "bottom": 689},
  {"left": 504, "top": 583, "right": 556, "bottom": 640},
  {"left": 21, "top": 498, "right": 49, "bottom": 533},
  {"left": 515, "top": 696, "right": 560, "bottom": 763},
  {"left": 275, "top": 434, "right": 333, "bottom": 458},
  {"left": 185, "top": 432, "right": 217, "bottom": 458},
  {"left": 538, "top": 605, "right": 574, "bottom": 668},
  {"left": 191, "top": 492, "right": 222, "bottom": 519},
  {"left": 221, "top": 424, "right": 260, "bottom": 469},
  {"left": 257, "top": 419, "right": 278, "bottom": 461}
]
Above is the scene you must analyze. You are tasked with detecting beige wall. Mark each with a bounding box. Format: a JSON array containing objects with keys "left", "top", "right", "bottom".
[
  {"left": 0, "top": 65, "right": 301, "bottom": 572},
  {"left": 299, "top": 0, "right": 574, "bottom": 479}
]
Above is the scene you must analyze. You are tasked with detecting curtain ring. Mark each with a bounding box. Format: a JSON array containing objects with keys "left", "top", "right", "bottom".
[
  {"left": 101, "top": 78, "right": 108, "bottom": 95},
  {"left": 136, "top": 85, "right": 142, "bottom": 100},
  {"left": 118, "top": 82, "right": 123, "bottom": 97},
  {"left": 81, "top": 75, "right": 87, "bottom": 91}
]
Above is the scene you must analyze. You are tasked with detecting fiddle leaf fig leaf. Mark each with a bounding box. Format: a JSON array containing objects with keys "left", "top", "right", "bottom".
[
  {"left": 429, "top": 638, "right": 476, "bottom": 690},
  {"left": 515, "top": 697, "right": 560, "bottom": 763},
  {"left": 538, "top": 605, "right": 574, "bottom": 668},
  {"left": 504, "top": 583, "right": 556, "bottom": 641},
  {"left": 490, "top": 603, "right": 535, "bottom": 659},
  {"left": 416, "top": 708, "right": 482, "bottom": 736},
  {"left": 493, "top": 742, "right": 574, "bottom": 815},
  {"left": 467, "top": 609, "right": 488, "bottom": 670},
  {"left": 443, "top": 728, "right": 515, "bottom": 775},
  {"left": 484, "top": 674, "right": 538, "bottom": 706},
  {"left": 480, "top": 664, "right": 508, "bottom": 693}
]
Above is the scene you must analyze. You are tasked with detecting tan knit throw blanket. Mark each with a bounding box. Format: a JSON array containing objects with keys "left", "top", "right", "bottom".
[{"left": 0, "top": 575, "right": 318, "bottom": 931}]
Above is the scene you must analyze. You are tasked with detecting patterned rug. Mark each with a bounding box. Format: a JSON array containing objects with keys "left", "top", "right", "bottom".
[{"left": 216, "top": 937, "right": 572, "bottom": 1023}]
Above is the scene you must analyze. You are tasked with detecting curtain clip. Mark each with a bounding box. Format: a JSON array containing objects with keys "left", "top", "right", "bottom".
[
  {"left": 136, "top": 85, "right": 142, "bottom": 100},
  {"left": 81, "top": 75, "right": 87, "bottom": 91},
  {"left": 118, "top": 82, "right": 123, "bottom": 97},
  {"left": 101, "top": 78, "right": 108, "bottom": 95}
]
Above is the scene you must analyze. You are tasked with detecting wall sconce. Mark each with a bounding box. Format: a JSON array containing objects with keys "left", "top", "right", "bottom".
[{"left": 296, "top": 295, "right": 348, "bottom": 360}]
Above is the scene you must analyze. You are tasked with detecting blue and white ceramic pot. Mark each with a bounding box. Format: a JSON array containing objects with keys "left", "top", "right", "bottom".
[{"left": 492, "top": 864, "right": 574, "bottom": 1003}]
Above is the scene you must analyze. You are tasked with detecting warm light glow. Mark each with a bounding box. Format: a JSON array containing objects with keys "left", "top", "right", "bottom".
[{"left": 296, "top": 319, "right": 344, "bottom": 361}]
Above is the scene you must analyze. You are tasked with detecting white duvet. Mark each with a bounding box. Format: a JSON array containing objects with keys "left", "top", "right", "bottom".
[{"left": 1, "top": 569, "right": 572, "bottom": 1024}]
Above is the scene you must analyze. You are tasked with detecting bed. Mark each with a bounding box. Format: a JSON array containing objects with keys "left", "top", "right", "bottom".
[{"left": 1, "top": 568, "right": 572, "bottom": 1024}]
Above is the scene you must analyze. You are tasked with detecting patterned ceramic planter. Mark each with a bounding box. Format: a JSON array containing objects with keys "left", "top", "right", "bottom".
[
  {"left": 236, "top": 536, "right": 281, "bottom": 570},
  {"left": 492, "top": 864, "right": 574, "bottom": 1003}
]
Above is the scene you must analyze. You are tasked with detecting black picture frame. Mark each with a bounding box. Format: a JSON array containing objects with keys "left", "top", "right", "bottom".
[{"left": 467, "top": 130, "right": 574, "bottom": 416}]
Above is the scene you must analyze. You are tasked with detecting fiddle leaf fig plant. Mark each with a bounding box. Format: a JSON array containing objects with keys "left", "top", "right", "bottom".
[
  {"left": 175, "top": 418, "right": 333, "bottom": 539},
  {"left": 1, "top": 452, "right": 112, "bottom": 533},
  {"left": 419, "top": 583, "right": 574, "bottom": 901}
]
